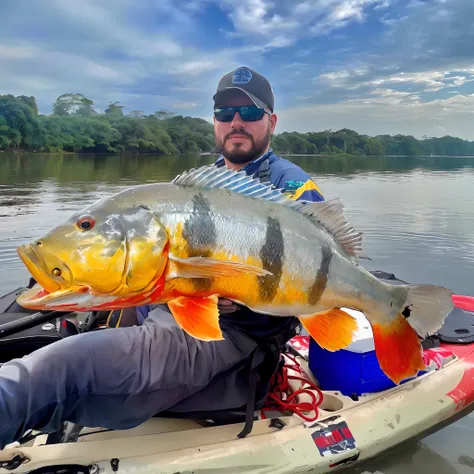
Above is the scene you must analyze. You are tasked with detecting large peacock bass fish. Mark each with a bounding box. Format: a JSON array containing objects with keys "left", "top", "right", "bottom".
[{"left": 16, "top": 164, "right": 454, "bottom": 384}]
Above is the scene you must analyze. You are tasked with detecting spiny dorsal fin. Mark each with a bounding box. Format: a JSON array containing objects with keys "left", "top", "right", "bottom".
[
  {"left": 172, "top": 164, "right": 301, "bottom": 207},
  {"left": 172, "top": 165, "right": 364, "bottom": 258},
  {"left": 297, "top": 198, "right": 364, "bottom": 258}
]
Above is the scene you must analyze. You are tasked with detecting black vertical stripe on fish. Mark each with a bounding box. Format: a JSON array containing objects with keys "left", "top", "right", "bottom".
[
  {"left": 258, "top": 216, "right": 284, "bottom": 302},
  {"left": 183, "top": 192, "right": 216, "bottom": 291},
  {"left": 308, "top": 245, "right": 332, "bottom": 306}
]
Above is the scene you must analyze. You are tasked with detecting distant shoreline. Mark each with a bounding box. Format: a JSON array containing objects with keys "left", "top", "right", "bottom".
[
  {"left": 4, "top": 150, "right": 474, "bottom": 159},
  {"left": 3, "top": 93, "right": 474, "bottom": 157}
]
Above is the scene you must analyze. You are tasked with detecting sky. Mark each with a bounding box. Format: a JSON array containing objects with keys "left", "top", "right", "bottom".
[{"left": 1, "top": 0, "right": 474, "bottom": 139}]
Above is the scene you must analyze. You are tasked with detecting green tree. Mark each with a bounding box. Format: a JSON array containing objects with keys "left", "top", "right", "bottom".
[
  {"left": 0, "top": 94, "right": 44, "bottom": 149},
  {"left": 4, "top": 91, "right": 474, "bottom": 157},
  {"left": 154, "top": 110, "right": 176, "bottom": 120},
  {"left": 52, "top": 93, "right": 95, "bottom": 116},
  {"left": 105, "top": 102, "right": 124, "bottom": 119}
]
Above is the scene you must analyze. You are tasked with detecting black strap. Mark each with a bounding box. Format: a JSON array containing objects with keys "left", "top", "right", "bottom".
[
  {"left": 236, "top": 319, "right": 300, "bottom": 438},
  {"left": 237, "top": 348, "right": 262, "bottom": 438},
  {"left": 256, "top": 158, "right": 271, "bottom": 183}
]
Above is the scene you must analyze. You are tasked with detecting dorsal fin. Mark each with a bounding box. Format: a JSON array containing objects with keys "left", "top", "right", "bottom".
[
  {"left": 172, "top": 164, "right": 300, "bottom": 207},
  {"left": 296, "top": 199, "right": 364, "bottom": 258},
  {"left": 172, "top": 165, "right": 364, "bottom": 258}
]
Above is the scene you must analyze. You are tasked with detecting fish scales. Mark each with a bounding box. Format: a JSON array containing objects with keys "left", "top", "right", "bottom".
[{"left": 130, "top": 183, "right": 367, "bottom": 315}]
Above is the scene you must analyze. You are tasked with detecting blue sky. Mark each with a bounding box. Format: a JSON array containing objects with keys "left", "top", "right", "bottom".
[{"left": 1, "top": 0, "right": 474, "bottom": 139}]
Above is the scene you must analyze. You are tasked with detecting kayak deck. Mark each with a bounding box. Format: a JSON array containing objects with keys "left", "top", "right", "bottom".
[{"left": 2, "top": 338, "right": 474, "bottom": 474}]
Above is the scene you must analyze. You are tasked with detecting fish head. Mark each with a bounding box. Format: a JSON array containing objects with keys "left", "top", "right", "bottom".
[{"left": 16, "top": 196, "right": 169, "bottom": 312}]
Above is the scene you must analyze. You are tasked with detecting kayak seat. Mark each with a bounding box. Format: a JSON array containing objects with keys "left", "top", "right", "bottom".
[
  {"left": 436, "top": 307, "right": 474, "bottom": 344},
  {"left": 0, "top": 312, "right": 72, "bottom": 363}
]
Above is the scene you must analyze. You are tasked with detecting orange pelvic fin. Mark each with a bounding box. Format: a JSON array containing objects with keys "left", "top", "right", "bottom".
[
  {"left": 371, "top": 314, "right": 427, "bottom": 385},
  {"left": 298, "top": 308, "right": 358, "bottom": 352},
  {"left": 167, "top": 295, "right": 224, "bottom": 341}
]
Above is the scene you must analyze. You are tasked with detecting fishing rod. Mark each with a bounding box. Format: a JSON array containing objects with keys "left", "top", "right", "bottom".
[{"left": 0, "top": 310, "right": 69, "bottom": 339}]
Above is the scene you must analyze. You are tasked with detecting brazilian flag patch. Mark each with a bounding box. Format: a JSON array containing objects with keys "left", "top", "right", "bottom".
[{"left": 284, "top": 179, "right": 324, "bottom": 201}]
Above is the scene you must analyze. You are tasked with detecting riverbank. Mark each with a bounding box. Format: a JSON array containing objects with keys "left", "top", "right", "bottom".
[{"left": 4, "top": 150, "right": 474, "bottom": 159}]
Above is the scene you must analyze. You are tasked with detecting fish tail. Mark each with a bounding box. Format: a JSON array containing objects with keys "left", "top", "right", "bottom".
[{"left": 368, "top": 284, "right": 454, "bottom": 385}]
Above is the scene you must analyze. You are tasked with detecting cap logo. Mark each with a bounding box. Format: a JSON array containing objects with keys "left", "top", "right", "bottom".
[{"left": 232, "top": 68, "right": 252, "bottom": 85}]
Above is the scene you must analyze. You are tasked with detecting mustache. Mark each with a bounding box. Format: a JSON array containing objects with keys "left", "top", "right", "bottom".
[{"left": 225, "top": 129, "right": 254, "bottom": 141}]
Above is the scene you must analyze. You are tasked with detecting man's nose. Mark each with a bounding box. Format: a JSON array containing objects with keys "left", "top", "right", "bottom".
[{"left": 230, "top": 111, "right": 245, "bottom": 128}]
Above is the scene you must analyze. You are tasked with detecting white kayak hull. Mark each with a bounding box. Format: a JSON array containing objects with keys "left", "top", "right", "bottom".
[{"left": 2, "top": 338, "right": 474, "bottom": 474}]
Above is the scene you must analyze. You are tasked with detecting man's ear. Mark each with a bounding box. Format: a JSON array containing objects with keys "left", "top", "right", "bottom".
[{"left": 270, "top": 113, "right": 278, "bottom": 134}]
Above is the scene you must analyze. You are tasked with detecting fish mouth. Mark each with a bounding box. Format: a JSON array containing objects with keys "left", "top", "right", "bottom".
[
  {"left": 16, "top": 277, "right": 167, "bottom": 313},
  {"left": 16, "top": 284, "right": 93, "bottom": 312},
  {"left": 17, "top": 244, "right": 62, "bottom": 294},
  {"left": 16, "top": 244, "right": 99, "bottom": 312}
]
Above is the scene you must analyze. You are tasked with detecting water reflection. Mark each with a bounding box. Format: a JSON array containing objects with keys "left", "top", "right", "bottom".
[
  {"left": 3, "top": 153, "right": 474, "bottom": 187},
  {"left": 354, "top": 441, "right": 459, "bottom": 474},
  {"left": 0, "top": 153, "right": 218, "bottom": 186},
  {"left": 354, "top": 412, "right": 474, "bottom": 473}
]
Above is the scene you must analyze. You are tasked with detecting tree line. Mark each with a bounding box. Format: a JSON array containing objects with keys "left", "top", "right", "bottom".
[{"left": 1, "top": 93, "right": 474, "bottom": 157}]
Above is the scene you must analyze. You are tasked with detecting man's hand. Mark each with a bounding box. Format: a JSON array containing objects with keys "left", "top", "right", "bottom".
[{"left": 217, "top": 298, "right": 240, "bottom": 314}]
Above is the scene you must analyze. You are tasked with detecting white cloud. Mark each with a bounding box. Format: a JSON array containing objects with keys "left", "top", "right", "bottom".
[
  {"left": 48, "top": 0, "right": 184, "bottom": 59},
  {"left": 277, "top": 93, "right": 474, "bottom": 139},
  {"left": 370, "top": 88, "right": 420, "bottom": 103},
  {"left": 218, "top": 0, "right": 389, "bottom": 49},
  {"left": 167, "top": 59, "right": 229, "bottom": 76},
  {"left": 172, "top": 102, "right": 198, "bottom": 109},
  {"left": 310, "top": 0, "right": 377, "bottom": 35},
  {"left": 374, "top": 0, "right": 391, "bottom": 9},
  {"left": 317, "top": 66, "right": 474, "bottom": 94},
  {"left": 0, "top": 45, "right": 35, "bottom": 60}
]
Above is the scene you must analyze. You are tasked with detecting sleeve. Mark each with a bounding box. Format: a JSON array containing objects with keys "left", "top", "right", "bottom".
[{"left": 276, "top": 167, "right": 325, "bottom": 203}]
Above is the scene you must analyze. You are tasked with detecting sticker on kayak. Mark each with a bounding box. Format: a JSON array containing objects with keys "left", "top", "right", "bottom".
[{"left": 311, "top": 420, "right": 357, "bottom": 457}]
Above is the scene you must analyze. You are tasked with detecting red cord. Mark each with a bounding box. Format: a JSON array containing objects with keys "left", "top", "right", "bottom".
[{"left": 261, "top": 352, "right": 324, "bottom": 422}]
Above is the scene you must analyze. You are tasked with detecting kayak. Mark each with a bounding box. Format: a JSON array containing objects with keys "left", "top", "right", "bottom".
[{"left": 0, "top": 271, "right": 474, "bottom": 474}]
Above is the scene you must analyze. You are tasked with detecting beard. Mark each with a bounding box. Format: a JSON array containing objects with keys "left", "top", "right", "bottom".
[{"left": 216, "top": 126, "right": 272, "bottom": 164}]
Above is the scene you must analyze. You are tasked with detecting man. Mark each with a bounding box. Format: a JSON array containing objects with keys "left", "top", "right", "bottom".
[
  {"left": 0, "top": 66, "right": 324, "bottom": 449},
  {"left": 208, "top": 66, "right": 324, "bottom": 342}
]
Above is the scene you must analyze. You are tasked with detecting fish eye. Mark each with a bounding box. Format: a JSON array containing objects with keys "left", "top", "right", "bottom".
[{"left": 77, "top": 215, "right": 96, "bottom": 231}]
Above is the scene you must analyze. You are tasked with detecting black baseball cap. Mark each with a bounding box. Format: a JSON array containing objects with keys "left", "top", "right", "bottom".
[{"left": 213, "top": 66, "right": 274, "bottom": 112}]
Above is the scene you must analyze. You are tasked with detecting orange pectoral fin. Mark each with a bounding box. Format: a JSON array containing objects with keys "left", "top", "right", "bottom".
[
  {"left": 371, "top": 314, "right": 427, "bottom": 385},
  {"left": 168, "top": 255, "right": 272, "bottom": 279},
  {"left": 167, "top": 295, "right": 224, "bottom": 342},
  {"left": 298, "top": 308, "right": 358, "bottom": 352}
]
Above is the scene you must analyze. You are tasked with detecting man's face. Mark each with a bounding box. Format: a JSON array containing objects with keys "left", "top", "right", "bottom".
[{"left": 213, "top": 93, "right": 277, "bottom": 166}]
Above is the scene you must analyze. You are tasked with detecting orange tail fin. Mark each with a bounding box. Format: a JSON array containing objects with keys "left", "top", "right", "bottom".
[
  {"left": 299, "top": 308, "right": 358, "bottom": 352},
  {"left": 168, "top": 295, "right": 224, "bottom": 341},
  {"left": 371, "top": 314, "right": 427, "bottom": 385}
]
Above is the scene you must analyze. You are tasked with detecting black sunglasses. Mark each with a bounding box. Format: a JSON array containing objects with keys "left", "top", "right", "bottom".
[{"left": 214, "top": 105, "right": 270, "bottom": 122}]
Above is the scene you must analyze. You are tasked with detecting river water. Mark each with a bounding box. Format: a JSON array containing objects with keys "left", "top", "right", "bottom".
[{"left": 1, "top": 152, "right": 474, "bottom": 472}]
